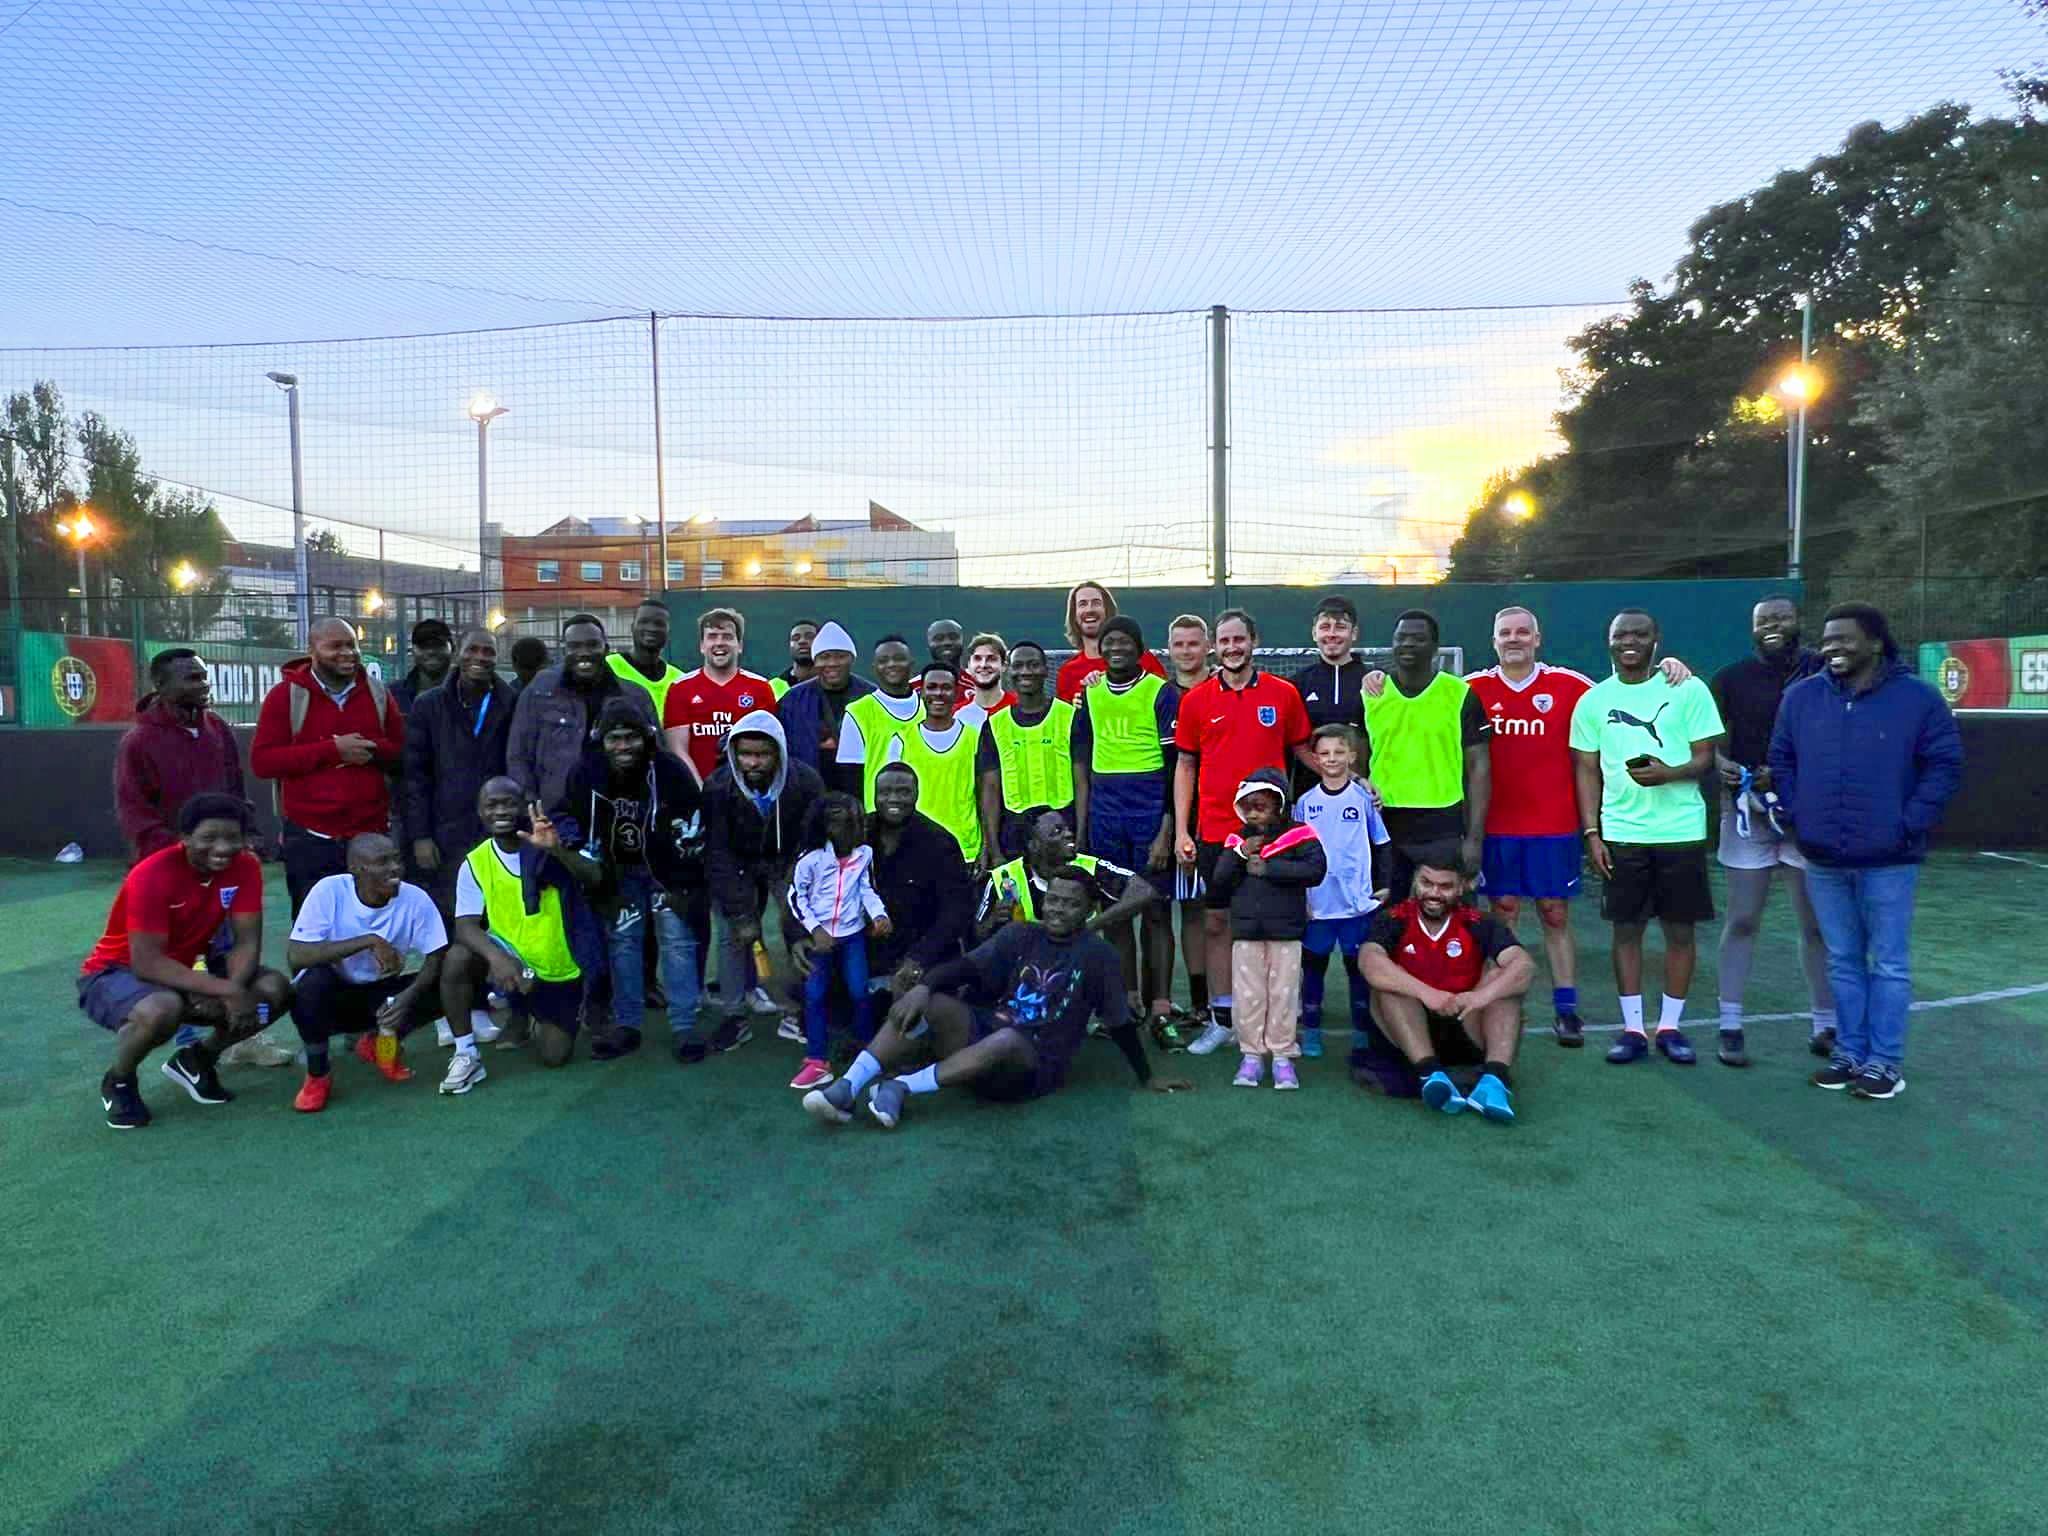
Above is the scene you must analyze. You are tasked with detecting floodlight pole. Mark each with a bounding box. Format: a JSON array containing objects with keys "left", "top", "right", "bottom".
[
  {"left": 1788, "top": 300, "right": 1812, "bottom": 582},
  {"left": 651, "top": 311, "right": 670, "bottom": 593},
  {"left": 1210, "top": 304, "right": 1230, "bottom": 612}
]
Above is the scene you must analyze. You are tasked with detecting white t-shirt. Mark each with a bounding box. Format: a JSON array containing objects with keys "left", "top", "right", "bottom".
[
  {"left": 453, "top": 841, "right": 523, "bottom": 920},
  {"left": 882, "top": 719, "right": 968, "bottom": 762},
  {"left": 290, "top": 874, "right": 449, "bottom": 984},
  {"left": 835, "top": 690, "right": 923, "bottom": 765}
]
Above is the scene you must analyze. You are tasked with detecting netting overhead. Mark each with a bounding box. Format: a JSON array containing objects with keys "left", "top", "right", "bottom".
[{"left": 1, "top": 0, "right": 2035, "bottom": 340}]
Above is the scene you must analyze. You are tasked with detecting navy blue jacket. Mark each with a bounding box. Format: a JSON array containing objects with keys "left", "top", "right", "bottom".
[
  {"left": 1767, "top": 662, "right": 1963, "bottom": 867},
  {"left": 776, "top": 674, "right": 875, "bottom": 787}
]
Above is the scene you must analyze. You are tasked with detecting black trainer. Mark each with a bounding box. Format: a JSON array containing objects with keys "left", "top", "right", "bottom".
[
  {"left": 711, "top": 1017, "right": 753, "bottom": 1053},
  {"left": 589, "top": 1028, "right": 644, "bottom": 1062},
  {"left": 1809, "top": 1026, "right": 1838, "bottom": 1059},
  {"left": 1553, "top": 1011, "right": 1586, "bottom": 1048},
  {"left": 673, "top": 1032, "right": 708, "bottom": 1065},
  {"left": 1717, "top": 1029, "right": 1750, "bottom": 1068},
  {"left": 1811, "top": 1057, "right": 1858, "bottom": 1090},
  {"left": 1849, "top": 1063, "right": 1906, "bottom": 1100},
  {"left": 161, "top": 1046, "right": 232, "bottom": 1105},
  {"left": 101, "top": 1072, "right": 151, "bottom": 1130}
]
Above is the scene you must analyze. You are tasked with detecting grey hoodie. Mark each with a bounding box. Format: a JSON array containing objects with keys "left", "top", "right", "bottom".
[{"left": 704, "top": 709, "right": 826, "bottom": 918}]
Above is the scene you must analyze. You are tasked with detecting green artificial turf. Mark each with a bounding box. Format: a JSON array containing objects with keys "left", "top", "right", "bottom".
[{"left": 2, "top": 852, "right": 2044, "bottom": 1535}]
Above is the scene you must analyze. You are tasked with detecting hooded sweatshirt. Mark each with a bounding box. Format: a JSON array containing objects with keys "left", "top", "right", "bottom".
[
  {"left": 250, "top": 657, "right": 406, "bottom": 838},
  {"left": 1204, "top": 766, "right": 1328, "bottom": 941},
  {"left": 705, "top": 709, "right": 826, "bottom": 919},
  {"left": 557, "top": 727, "right": 707, "bottom": 902},
  {"left": 114, "top": 693, "right": 247, "bottom": 860}
]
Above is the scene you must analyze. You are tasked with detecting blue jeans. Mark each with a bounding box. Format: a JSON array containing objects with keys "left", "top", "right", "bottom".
[
  {"left": 802, "top": 932, "right": 872, "bottom": 1059},
  {"left": 1803, "top": 863, "right": 1919, "bottom": 1068},
  {"left": 607, "top": 869, "right": 702, "bottom": 1039}
]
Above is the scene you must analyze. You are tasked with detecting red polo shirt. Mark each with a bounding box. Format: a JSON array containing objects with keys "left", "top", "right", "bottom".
[{"left": 1172, "top": 668, "right": 1310, "bottom": 841}]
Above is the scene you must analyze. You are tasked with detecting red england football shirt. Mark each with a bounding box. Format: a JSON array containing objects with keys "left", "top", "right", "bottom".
[
  {"left": 1465, "top": 663, "right": 1593, "bottom": 837},
  {"left": 82, "top": 843, "right": 264, "bottom": 976},
  {"left": 662, "top": 668, "right": 778, "bottom": 782},
  {"left": 1056, "top": 650, "right": 1167, "bottom": 704},
  {"left": 1172, "top": 669, "right": 1311, "bottom": 841}
]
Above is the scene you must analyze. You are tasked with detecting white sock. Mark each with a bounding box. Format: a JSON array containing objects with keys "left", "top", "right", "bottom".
[
  {"left": 1658, "top": 993, "right": 1686, "bottom": 1031},
  {"left": 471, "top": 1009, "right": 494, "bottom": 1030},
  {"left": 1618, "top": 995, "right": 1645, "bottom": 1034},
  {"left": 898, "top": 1063, "right": 941, "bottom": 1095},
  {"left": 455, "top": 1035, "right": 479, "bottom": 1058},
  {"left": 1718, "top": 1001, "right": 1743, "bottom": 1031},
  {"left": 843, "top": 1051, "right": 883, "bottom": 1094}
]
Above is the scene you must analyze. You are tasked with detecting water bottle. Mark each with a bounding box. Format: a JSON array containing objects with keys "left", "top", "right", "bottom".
[{"left": 255, "top": 1002, "right": 271, "bottom": 1029}]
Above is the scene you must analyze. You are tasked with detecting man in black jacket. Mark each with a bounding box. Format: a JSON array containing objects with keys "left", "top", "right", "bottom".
[
  {"left": 1286, "top": 595, "right": 1367, "bottom": 793},
  {"left": 705, "top": 710, "right": 825, "bottom": 1051},
  {"left": 389, "top": 617, "right": 455, "bottom": 715},
  {"left": 1708, "top": 595, "right": 1835, "bottom": 1068},
  {"left": 402, "top": 629, "right": 516, "bottom": 919},
  {"left": 557, "top": 698, "right": 710, "bottom": 1063}
]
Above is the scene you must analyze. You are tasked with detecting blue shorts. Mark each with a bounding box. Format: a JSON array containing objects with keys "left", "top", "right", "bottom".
[
  {"left": 77, "top": 967, "right": 180, "bottom": 1033},
  {"left": 1480, "top": 834, "right": 1582, "bottom": 902},
  {"left": 1302, "top": 912, "right": 1373, "bottom": 957},
  {"left": 1087, "top": 805, "right": 1164, "bottom": 877}
]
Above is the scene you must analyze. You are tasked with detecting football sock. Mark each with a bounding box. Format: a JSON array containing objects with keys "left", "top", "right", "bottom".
[
  {"left": 1810, "top": 1007, "right": 1837, "bottom": 1038},
  {"left": 1188, "top": 975, "right": 1209, "bottom": 1012},
  {"left": 455, "top": 1035, "right": 479, "bottom": 1059},
  {"left": 1618, "top": 994, "right": 1645, "bottom": 1034},
  {"left": 898, "top": 1064, "right": 941, "bottom": 1096},
  {"left": 1658, "top": 993, "right": 1686, "bottom": 1032},
  {"left": 1416, "top": 1056, "right": 1443, "bottom": 1077},
  {"left": 1719, "top": 1000, "right": 1744, "bottom": 1032},
  {"left": 305, "top": 1045, "right": 331, "bottom": 1078},
  {"left": 1211, "top": 995, "right": 1233, "bottom": 1033},
  {"left": 1552, "top": 985, "right": 1577, "bottom": 1018},
  {"left": 1481, "top": 1060, "right": 1513, "bottom": 1089},
  {"left": 844, "top": 1051, "right": 883, "bottom": 1094}
]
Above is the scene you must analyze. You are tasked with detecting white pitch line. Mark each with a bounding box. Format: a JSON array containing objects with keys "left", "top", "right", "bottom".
[
  {"left": 1980, "top": 851, "right": 2048, "bottom": 870},
  {"left": 1517, "top": 981, "right": 2048, "bottom": 1037}
]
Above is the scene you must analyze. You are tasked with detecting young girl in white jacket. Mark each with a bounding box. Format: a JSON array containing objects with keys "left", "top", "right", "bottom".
[{"left": 787, "top": 794, "right": 892, "bottom": 1090}]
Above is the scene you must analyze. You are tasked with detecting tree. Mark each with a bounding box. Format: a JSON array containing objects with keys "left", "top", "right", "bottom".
[{"left": 1448, "top": 107, "right": 2048, "bottom": 583}]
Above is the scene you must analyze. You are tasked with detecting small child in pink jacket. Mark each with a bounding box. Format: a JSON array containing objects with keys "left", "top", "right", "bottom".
[{"left": 787, "top": 794, "right": 892, "bottom": 1091}]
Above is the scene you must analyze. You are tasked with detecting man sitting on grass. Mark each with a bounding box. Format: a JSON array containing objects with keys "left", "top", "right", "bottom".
[
  {"left": 801, "top": 865, "right": 1193, "bottom": 1129},
  {"left": 1358, "top": 851, "right": 1534, "bottom": 1122},
  {"left": 286, "top": 832, "right": 453, "bottom": 1113},
  {"left": 77, "top": 792, "right": 294, "bottom": 1130}
]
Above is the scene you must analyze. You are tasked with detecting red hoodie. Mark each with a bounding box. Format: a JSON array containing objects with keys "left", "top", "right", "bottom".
[
  {"left": 251, "top": 657, "right": 405, "bottom": 838},
  {"left": 114, "top": 695, "right": 247, "bottom": 860}
]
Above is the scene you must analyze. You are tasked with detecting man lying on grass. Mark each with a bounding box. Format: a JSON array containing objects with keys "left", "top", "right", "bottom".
[
  {"left": 78, "top": 792, "right": 294, "bottom": 1130},
  {"left": 802, "top": 864, "right": 1194, "bottom": 1129}
]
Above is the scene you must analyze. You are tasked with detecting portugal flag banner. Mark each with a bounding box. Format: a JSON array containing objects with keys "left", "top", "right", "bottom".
[
  {"left": 19, "top": 633, "right": 139, "bottom": 727},
  {"left": 1918, "top": 635, "right": 2047, "bottom": 712}
]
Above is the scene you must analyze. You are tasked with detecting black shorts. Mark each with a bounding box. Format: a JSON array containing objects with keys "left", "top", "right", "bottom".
[
  {"left": 517, "top": 977, "right": 586, "bottom": 1035},
  {"left": 963, "top": 1006, "right": 1060, "bottom": 1102},
  {"left": 1195, "top": 840, "right": 1233, "bottom": 910},
  {"left": 1601, "top": 841, "right": 1715, "bottom": 925}
]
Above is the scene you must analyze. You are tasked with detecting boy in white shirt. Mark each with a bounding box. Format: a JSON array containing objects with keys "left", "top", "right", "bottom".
[{"left": 1292, "top": 725, "right": 1392, "bottom": 1061}]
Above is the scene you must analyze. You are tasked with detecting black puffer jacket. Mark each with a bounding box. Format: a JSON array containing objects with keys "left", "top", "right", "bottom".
[{"left": 1205, "top": 768, "right": 1328, "bottom": 941}]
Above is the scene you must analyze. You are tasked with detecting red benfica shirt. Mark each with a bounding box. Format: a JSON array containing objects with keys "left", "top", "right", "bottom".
[
  {"left": 662, "top": 668, "right": 777, "bottom": 781},
  {"left": 1172, "top": 669, "right": 1310, "bottom": 841},
  {"left": 1466, "top": 664, "right": 1594, "bottom": 838},
  {"left": 1366, "top": 900, "right": 1520, "bottom": 995}
]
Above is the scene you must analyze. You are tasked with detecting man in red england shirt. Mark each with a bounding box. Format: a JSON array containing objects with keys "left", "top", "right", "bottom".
[
  {"left": 1171, "top": 607, "right": 1311, "bottom": 1054},
  {"left": 1460, "top": 605, "right": 1690, "bottom": 1047},
  {"left": 663, "top": 607, "right": 778, "bottom": 785},
  {"left": 1056, "top": 579, "right": 1167, "bottom": 702},
  {"left": 77, "top": 793, "right": 294, "bottom": 1130}
]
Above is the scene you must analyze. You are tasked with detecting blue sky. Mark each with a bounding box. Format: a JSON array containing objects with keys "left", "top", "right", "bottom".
[{"left": 1, "top": 0, "right": 2038, "bottom": 583}]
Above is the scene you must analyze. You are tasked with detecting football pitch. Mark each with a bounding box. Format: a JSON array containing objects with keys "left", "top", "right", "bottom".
[{"left": 3, "top": 851, "right": 2045, "bottom": 1535}]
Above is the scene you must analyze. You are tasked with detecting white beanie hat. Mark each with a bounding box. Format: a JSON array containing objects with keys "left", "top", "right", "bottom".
[{"left": 811, "top": 621, "right": 855, "bottom": 657}]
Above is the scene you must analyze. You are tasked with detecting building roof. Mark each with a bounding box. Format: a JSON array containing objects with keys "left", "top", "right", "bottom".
[{"left": 533, "top": 501, "right": 928, "bottom": 539}]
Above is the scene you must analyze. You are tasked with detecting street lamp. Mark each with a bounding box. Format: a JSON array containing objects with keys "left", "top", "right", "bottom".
[
  {"left": 1502, "top": 490, "right": 1536, "bottom": 521},
  {"left": 55, "top": 510, "right": 97, "bottom": 632},
  {"left": 171, "top": 559, "right": 201, "bottom": 639},
  {"left": 468, "top": 392, "right": 508, "bottom": 622},
  {"left": 1774, "top": 299, "right": 1819, "bottom": 580},
  {"left": 265, "top": 371, "right": 308, "bottom": 649}
]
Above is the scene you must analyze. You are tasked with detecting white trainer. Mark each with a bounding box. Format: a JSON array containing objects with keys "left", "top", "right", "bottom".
[
  {"left": 470, "top": 1008, "right": 502, "bottom": 1044},
  {"left": 434, "top": 1017, "right": 456, "bottom": 1049},
  {"left": 439, "top": 1051, "right": 488, "bottom": 1095},
  {"left": 1186, "top": 1021, "right": 1234, "bottom": 1056},
  {"left": 747, "top": 986, "right": 782, "bottom": 1016}
]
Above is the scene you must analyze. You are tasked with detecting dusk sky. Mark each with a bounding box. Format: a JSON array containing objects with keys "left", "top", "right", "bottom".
[{"left": 2, "top": 0, "right": 2037, "bottom": 583}]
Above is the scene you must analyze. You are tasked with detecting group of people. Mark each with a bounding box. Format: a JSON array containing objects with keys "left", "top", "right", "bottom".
[{"left": 86, "top": 579, "right": 1962, "bottom": 1134}]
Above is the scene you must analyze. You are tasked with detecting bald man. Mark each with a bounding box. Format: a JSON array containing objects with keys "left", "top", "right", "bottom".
[
  {"left": 253, "top": 618, "right": 406, "bottom": 914},
  {"left": 285, "top": 833, "right": 454, "bottom": 1112}
]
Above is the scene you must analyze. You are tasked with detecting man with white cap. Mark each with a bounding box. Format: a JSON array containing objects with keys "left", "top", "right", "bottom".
[{"left": 776, "top": 621, "right": 875, "bottom": 801}]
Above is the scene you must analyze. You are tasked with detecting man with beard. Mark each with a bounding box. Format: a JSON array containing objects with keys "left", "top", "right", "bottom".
[
  {"left": 402, "top": 628, "right": 516, "bottom": 918},
  {"left": 705, "top": 710, "right": 824, "bottom": 1054},
  {"left": 608, "top": 599, "right": 687, "bottom": 721},
  {"left": 772, "top": 618, "right": 820, "bottom": 701},
  {"left": 1572, "top": 609, "right": 1724, "bottom": 1067},
  {"left": 388, "top": 618, "right": 455, "bottom": 715},
  {"left": 833, "top": 760, "right": 975, "bottom": 1018},
  {"left": 801, "top": 866, "right": 1192, "bottom": 1130},
  {"left": 252, "top": 617, "right": 406, "bottom": 915},
  {"left": 1708, "top": 596, "right": 1835, "bottom": 1067},
  {"left": 1359, "top": 854, "right": 1534, "bottom": 1122},
  {"left": 778, "top": 621, "right": 874, "bottom": 797},
  {"left": 1056, "top": 580, "right": 1167, "bottom": 702},
  {"left": 507, "top": 614, "right": 657, "bottom": 818},
  {"left": 836, "top": 634, "right": 925, "bottom": 808},
  {"left": 559, "top": 699, "right": 711, "bottom": 1062}
]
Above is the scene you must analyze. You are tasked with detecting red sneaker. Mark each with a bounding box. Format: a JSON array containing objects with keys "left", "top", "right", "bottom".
[
  {"left": 353, "top": 1033, "right": 378, "bottom": 1069},
  {"left": 293, "top": 1074, "right": 332, "bottom": 1113}
]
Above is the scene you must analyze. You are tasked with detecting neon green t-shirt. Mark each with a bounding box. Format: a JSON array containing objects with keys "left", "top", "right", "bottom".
[{"left": 1568, "top": 674, "right": 1724, "bottom": 845}]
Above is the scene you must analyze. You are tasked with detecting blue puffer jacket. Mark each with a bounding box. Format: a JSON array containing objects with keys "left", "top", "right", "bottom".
[{"left": 1767, "top": 662, "right": 1963, "bottom": 867}]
